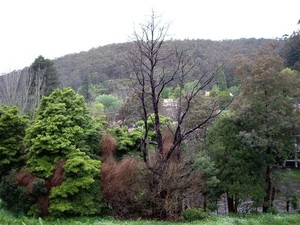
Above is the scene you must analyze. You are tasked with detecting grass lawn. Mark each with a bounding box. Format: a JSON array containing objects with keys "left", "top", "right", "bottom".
[
  {"left": 1, "top": 207, "right": 300, "bottom": 225},
  {"left": 288, "top": 169, "right": 300, "bottom": 180}
]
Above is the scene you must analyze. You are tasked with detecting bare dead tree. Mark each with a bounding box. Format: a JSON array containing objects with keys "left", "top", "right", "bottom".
[
  {"left": 0, "top": 70, "right": 30, "bottom": 112},
  {"left": 0, "top": 65, "right": 56, "bottom": 114},
  {"left": 166, "top": 53, "right": 227, "bottom": 162},
  {"left": 0, "top": 56, "right": 59, "bottom": 115},
  {"left": 25, "top": 56, "right": 59, "bottom": 115},
  {"left": 27, "top": 66, "right": 47, "bottom": 111},
  {"left": 129, "top": 12, "right": 179, "bottom": 163},
  {"left": 128, "top": 12, "right": 230, "bottom": 218},
  {"left": 129, "top": 12, "right": 226, "bottom": 165}
]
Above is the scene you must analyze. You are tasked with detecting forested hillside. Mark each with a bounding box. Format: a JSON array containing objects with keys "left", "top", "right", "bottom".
[{"left": 54, "top": 38, "right": 279, "bottom": 89}]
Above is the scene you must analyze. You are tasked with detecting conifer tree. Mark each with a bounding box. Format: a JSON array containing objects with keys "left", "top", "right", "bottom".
[{"left": 24, "top": 88, "right": 104, "bottom": 216}]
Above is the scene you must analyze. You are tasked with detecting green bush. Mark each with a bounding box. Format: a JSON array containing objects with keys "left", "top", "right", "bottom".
[
  {"left": 266, "top": 206, "right": 279, "bottom": 214},
  {"left": 24, "top": 88, "right": 105, "bottom": 216},
  {"left": 291, "top": 193, "right": 299, "bottom": 210},
  {"left": 94, "top": 94, "right": 122, "bottom": 113},
  {"left": 206, "top": 202, "right": 218, "bottom": 212},
  {"left": 181, "top": 208, "right": 208, "bottom": 221}
]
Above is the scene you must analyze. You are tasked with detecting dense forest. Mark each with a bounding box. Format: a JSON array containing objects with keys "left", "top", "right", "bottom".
[
  {"left": 53, "top": 38, "right": 278, "bottom": 89},
  {"left": 0, "top": 13, "right": 300, "bottom": 222}
]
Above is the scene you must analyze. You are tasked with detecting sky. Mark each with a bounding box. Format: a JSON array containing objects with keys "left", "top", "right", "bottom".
[{"left": 0, "top": 0, "right": 299, "bottom": 74}]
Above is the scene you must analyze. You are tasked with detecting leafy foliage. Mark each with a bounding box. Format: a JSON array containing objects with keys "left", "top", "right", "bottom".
[
  {"left": 0, "top": 173, "right": 31, "bottom": 212},
  {"left": 204, "top": 113, "right": 265, "bottom": 210},
  {"left": 95, "top": 94, "right": 122, "bottom": 113},
  {"left": 90, "top": 102, "right": 105, "bottom": 118},
  {"left": 0, "top": 23, "right": 297, "bottom": 220},
  {"left": 206, "top": 50, "right": 300, "bottom": 212},
  {"left": 136, "top": 114, "right": 172, "bottom": 140},
  {"left": 107, "top": 114, "right": 172, "bottom": 159},
  {"left": 216, "top": 67, "right": 228, "bottom": 91},
  {"left": 192, "top": 152, "right": 219, "bottom": 196},
  {"left": 235, "top": 52, "right": 300, "bottom": 169},
  {"left": 49, "top": 151, "right": 102, "bottom": 216},
  {"left": 181, "top": 208, "right": 208, "bottom": 221},
  {"left": 0, "top": 105, "right": 28, "bottom": 177},
  {"left": 107, "top": 126, "right": 142, "bottom": 159}
]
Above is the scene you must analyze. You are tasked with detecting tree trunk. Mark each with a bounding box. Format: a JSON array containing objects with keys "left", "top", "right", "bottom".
[
  {"left": 262, "top": 164, "right": 272, "bottom": 212},
  {"left": 227, "top": 194, "right": 237, "bottom": 213},
  {"left": 149, "top": 170, "right": 167, "bottom": 219},
  {"left": 154, "top": 108, "right": 163, "bottom": 154},
  {"left": 38, "top": 195, "right": 49, "bottom": 217},
  {"left": 234, "top": 198, "right": 238, "bottom": 212},
  {"left": 271, "top": 186, "right": 276, "bottom": 207},
  {"left": 203, "top": 194, "right": 207, "bottom": 212},
  {"left": 151, "top": 83, "right": 163, "bottom": 156}
]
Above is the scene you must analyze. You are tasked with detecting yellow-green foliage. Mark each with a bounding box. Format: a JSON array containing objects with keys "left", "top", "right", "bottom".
[
  {"left": 24, "top": 88, "right": 104, "bottom": 216},
  {"left": 0, "top": 105, "right": 28, "bottom": 176}
]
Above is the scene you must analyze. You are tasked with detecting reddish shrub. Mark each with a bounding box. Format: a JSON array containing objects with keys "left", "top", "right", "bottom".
[
  {"left": 162, "top": 129, "right": 173, "bottom": 157},
  {"left": 15, "top": 171, "right": 36, "bottom": 194},
  {"left": 42, "top": 159, "right": 66, "bottom": 216},
  {"left": 101, "top": 132, "right": 205, "bottom": 220},
  {"left": 101, "top": 134, "right": 150, "bottom": 218},
  {"left": 15, "top": 160, "right": 67, "bottom": 216},
  {"left": 102, "top": 157, "right": 150, "bottom": 218},
  {"left": 101, "top": 133, "right": 117, "bottom": 164}
]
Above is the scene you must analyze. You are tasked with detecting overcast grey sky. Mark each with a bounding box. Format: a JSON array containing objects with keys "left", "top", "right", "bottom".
[{"left": 0, "top": 0, "right": 299, "bottom": 74}]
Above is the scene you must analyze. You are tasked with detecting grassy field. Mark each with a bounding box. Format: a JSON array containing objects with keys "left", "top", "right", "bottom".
[
  {"left": 1, "top": 207, "right": 300, "bottom": 225},
  {"left": 288, "top": 169, "right": 300, "bottom": 180}
]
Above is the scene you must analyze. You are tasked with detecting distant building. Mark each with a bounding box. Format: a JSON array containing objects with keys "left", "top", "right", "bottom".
[
  {"left": 204, "top": 91, "right": 210, "bottom": 97},
  {"left": 284, "top": 137, "right": 300, "bottom": 168},
  {"left": 161, "top": 99, "right": 178, "bottom": 119},
  {"left": 163, "top": 98, "right": 178, "bottom": 107}
]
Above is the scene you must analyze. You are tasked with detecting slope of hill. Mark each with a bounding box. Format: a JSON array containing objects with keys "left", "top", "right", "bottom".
[
  {"left": 0, "top": 38, "right": 282, "bottom": 109},
  {"left": 53, "top": 38, "right": 281, "bottom": 89}
]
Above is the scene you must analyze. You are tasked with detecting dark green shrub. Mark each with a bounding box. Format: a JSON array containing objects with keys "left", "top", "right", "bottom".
[
  {"left": 181, "top": 208, "right": 208, "bottom": 221},
  {"left": 0, "top": 172, "right": 49, "bottom": 215},
  {"left": 207, "top": 202, "right": 218, "bottom": 212},
  {"left": 266, "top": 206, "right": 278, "bottom": 214},
  {"left": 292, "top": 193, "right": 299, "bottom": 210},
  {"left": 0, "top": 174, "right": 32, "bottom": 213}
]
